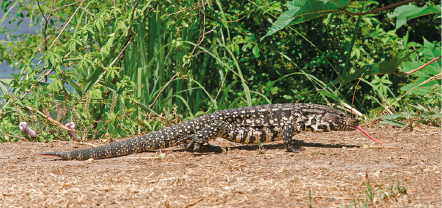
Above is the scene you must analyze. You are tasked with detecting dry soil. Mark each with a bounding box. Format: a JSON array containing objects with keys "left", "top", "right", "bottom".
[{"left": 0, "top": 125, "right": 440, "bottom": 207}]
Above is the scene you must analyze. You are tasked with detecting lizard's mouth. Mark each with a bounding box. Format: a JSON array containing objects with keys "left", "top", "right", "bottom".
[{"left": 349, "top": 126, "right": 383, "bottom": 143}]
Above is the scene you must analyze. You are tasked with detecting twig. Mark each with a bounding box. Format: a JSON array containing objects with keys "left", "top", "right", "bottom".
[
  {"left": 370, "top": 146, "right": 395, "bottom": 149},
  {"left": 48, "top": 0, "right": 86, "bottom": 50},
  {"left": 97, "top": 63, "right": 108, "bottom": 72},
  {"left": 165, "top": 2, "right": 198, "bottom": 16},
  {"left": 205, "top": 25, "right": 218, "bottom": 35},
  {"left": 80, "top": 7, "right": 95, "bottom": 16},
  {"left": 51, "top": 1, "right": 82, "bottom": 13},
  {"left": 79, "top": 142, "right": 96, "bottom": 147},
  {"left": 190, "top": 0, "right": 207, "bottom": 54},
  {"left": 128, "top": 42, "right": 149, "bottom": 64},
  {"left": 352, "top": 73, "right": 364, "bottom": 106},
  {"left": 36, "top": 0, "right": 51, "bottom": 62},
  {"left": 63, "top": 51, "right": 72, "bottom": 59},
  {"left": 226, "top": 15, "right": 245, "bottom": 23},
  {"left": 340, "top": 102, "right": 362, "bottom": 117},
  {"left": 36, "top": 0, "right": 47, "bottom": 23},
  {"left": 388, "top": 72, "right": 442, "bottom": 108},
  {"left": 22, "top": 68, "right": 55, "bottom": 97},
  {"left": 149, "top": 73, "right": 179, "bottom": 109},
  {"left": 44, "top": 22, "right": 68, "bottom": 44},
  {"left": 110, "top": 41, "right": 131, "bottom": 67},
  {"left": 328, "top": 103, "right": 362, "bottom": 117},
  {"left": 45, "top": 1, "right": 88, "bottom": 43},
  {"left": 25, "top": 106, "right": 76, "bottom": 132},
  {"left": 128, "top": 0, "right": 140, "bottom": 31},
  {"left": 256, "top": 86, "right": 265, "bottom": 103}
]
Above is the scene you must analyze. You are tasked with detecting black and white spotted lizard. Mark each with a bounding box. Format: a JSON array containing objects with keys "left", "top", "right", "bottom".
[{"left": 40, "top": 103, "right": 381, "bottom": 160}]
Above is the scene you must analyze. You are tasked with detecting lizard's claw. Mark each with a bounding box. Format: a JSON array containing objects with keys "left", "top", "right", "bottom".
[{"left": 285, "top": 140, "right": 305, "bottom": 153}]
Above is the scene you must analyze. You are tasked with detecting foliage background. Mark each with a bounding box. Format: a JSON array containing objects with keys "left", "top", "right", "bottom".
[{"left": 0, "top": 0, "right": 440, "bottom": 142}]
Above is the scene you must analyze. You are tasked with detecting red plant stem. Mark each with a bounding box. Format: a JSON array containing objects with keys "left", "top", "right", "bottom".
[
  {"left": 345, "top": 0, "right": 421, "bottom": 16},
  {"left": 405, "top": 55, "right": 442, "bottom": 75}
]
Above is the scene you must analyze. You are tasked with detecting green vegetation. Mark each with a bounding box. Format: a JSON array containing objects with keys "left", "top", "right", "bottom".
[
  {"left": 0, "top": 0, "right": 440, "bottom": 142},
  {"left": 338, "top": 173, "right": 407, "bottom": 207},
  {"left": 257, "top": 142, "right": 266, "bottom": 154}
]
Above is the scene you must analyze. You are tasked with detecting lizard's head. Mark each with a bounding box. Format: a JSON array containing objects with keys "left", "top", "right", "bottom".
[
  {"left": 320, "top": 110, "right": 359, "bottom": 131},
  {"left": 306, "top": 106, "right": 382, "bottom": 143}
]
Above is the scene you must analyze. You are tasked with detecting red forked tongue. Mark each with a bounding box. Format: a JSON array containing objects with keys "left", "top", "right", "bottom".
[{"left": 350, "top": 126, "right": 383, "bottom": 143}]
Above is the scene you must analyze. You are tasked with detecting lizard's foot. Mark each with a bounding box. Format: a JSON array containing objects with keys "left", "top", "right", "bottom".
[
  {"left": 286, "top": 145, "right": 305, "bottom": 153},
  {"left": 285, "top": 140, "right": 305, "bottom": 153}
]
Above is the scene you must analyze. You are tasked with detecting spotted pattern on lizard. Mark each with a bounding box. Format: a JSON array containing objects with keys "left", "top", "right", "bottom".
[{"left": 40, "top": 103, "right": 381, "bottom": 160}]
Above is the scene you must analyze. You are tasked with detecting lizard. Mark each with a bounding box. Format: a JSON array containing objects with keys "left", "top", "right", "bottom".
[{"left": 40, "top": 103, "right": 381, "bottom": 160}]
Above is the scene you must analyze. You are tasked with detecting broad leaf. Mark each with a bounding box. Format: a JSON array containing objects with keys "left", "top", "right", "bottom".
[
  {"left": 89, "top": 89, "right": 103, "bottom": 99},
  {"left": 400, "top": 77, "right": 439, "bottom": 96},
  {"left": 422, "top": 37, "right": 441, "bottom": 64},
  {"left": 333, "top": 51, "right": 415, "bottom": 85},
  {"left": 388, "top": 4, "right": 441, "bottom": 29},
  {"left": 261, "top": 0, "right": 350, "bottom": 40},
  {"left": 400, "top": 37, "right": 441, "bottom": 96},
  {"left": 0, "top": 79, "right": 11, "bottom": 97}
]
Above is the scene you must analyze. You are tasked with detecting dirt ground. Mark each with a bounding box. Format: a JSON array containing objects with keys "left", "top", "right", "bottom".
[{"left": 0, "top": 124, "right": 440, "bottom": 207}]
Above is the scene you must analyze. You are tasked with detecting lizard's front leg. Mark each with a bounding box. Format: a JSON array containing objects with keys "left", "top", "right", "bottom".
[{"left": 282, "top": 124, "right": 305, "bottom": 153}]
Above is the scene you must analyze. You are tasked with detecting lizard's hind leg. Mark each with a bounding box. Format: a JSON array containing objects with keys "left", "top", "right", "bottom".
[{"left": 174, "top": 120, "right": 228, "bottom": 151}]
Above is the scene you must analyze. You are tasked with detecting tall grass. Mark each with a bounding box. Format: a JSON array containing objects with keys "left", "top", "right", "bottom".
[{"left": 97, "top": 0, "right": 256, "bottom": 136}]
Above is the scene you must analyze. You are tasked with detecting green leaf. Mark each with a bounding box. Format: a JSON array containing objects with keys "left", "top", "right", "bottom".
[
  {"left": 234, "top": 44, "right": 240, "bottom": 55},
  {"left": 194, "top": 111, "right": 206, "bottom": 118},
  {"left": 65, "top": 77, "right": 83, "bottom": 97},
  {"left": 401, "top": 78, "right": 439, "bottom": 96},
  {"left": 333, "top": 51, "right": 415, "bottom": 85},
  {"left": 89, "top": 89, "right": 103, "bottom": 99},
  {"left": 0, "top": 79, "right": 10, "bottom": 96},
  {"left": 283, "top": 95, "right": 293, "bottom": 100},
  {"left": 400, "top": 61, "right": 427, "bottom": 76},
  {"left": 252, "top": 45, "right": 260, "bottom": 58},
  {"left": 82, "top": 67, "right": 105, "bottom": 93},
  {"left": 387, "top": 4, "right": 441, "bottom": 29},
  {"left": 48, "top": 79, "right": 63, "bottom": 92},
  {"left": 400, "top": 37, "right": 441, "bottom": 96},
  {"left": 181, "top": 21, "right": 189, "bottom": 27},
  {"left": 380, "top": 113, "right": 408, "bottom": 120},
  {"left": 379, "top": 120, "right": 406, "bottom": 128},
  {"left": 261, "top": 0, "right": 350, "bottom": 40},
  {"left": 423, "top": 37, "right": 441, "bottom": 64},
  {"left": 261, "top": 7, "right": 298, "bottom": 40},
  {"left": 381, "top": 79, "right": 392, "bottom": 85},
  {"left": 317, "top": 89, "right": 340, "bottom": 102}
]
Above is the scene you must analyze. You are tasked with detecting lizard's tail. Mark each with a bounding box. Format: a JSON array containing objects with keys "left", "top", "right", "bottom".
[
  {"left": 40, "top": 130, "right": 176, "bottom": 160},
  {"left": 40, "top": 152, "right": 67, "bottom": 158},
  {"left": 40, "top": 137, "right": 146, "bottom": 160}
]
